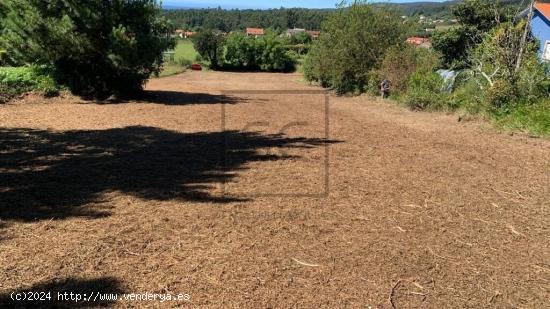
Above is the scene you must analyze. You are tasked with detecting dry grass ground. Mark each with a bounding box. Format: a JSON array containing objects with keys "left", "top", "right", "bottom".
[{"left": 0, "top": 71, "right": 549, "bottom": 308}]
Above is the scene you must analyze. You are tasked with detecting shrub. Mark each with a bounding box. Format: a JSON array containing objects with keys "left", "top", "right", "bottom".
[
  {"left": 289, "top": 31, "right": 312, "bottom": 45},
  {"left": 303, "top": 3, "right": 406, "bottom": 94},
  {"left": 256, "top": 35, "right": 296, "bottom": 72},
  {"left": 516, "top": 56, "right": 550, "bottom": 104},
  {"left": 0, "top": 66, "right": 59, "bottom": 102},
  {"left": 224, "top": 32, "right": 258, "bottom": 69},
  {"left": 193, "top": 29, "right": 225, "bottom": 69},
  {"left": 222, "top": 32, "right": 295, "bottom": 72},
  {"left": 449, "top": 78, "right": 485, "bottom": 114},
  {"left": 484, "top": 80, "right": 518, "bottom": 111},
  {"left": 366, "top": 70, "right": 382, "bottom": 96},
  {"left": 403, "top": 71, "right": 446, "bottom": 110},
  {"left": 379, "top": 45, "right": 441, "bottom": 95},
  {"left": 492, "top": 99, "right": 550, "bottom": 136},
  {"left": 0, "top": 0, "right": 175, "bottom": 99},
  {"left": 303, "top": 43, "right": 331, "bottom": 87}
]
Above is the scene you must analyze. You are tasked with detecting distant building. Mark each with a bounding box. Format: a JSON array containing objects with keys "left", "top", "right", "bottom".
[
  {"left": 174, "top": 29, "right": 184, "bottom": 38},
  {"left": 246, "top": 28, "right": 265, "bottom": 37},
  {"left": 174, "top": 30, "right": 195, "bottom": 39},
  {"left": 286, "top": 28, "right": 305, "bottom": 36},
  {"left": 406, "top": 37, "right": 432, "bottom": 49},
  {"left": 183, "top": 31, "right": 195, "bottom": 38}
]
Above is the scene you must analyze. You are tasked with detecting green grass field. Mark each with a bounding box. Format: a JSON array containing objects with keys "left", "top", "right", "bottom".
[{"left": 159, "top": 39, "right": 199, "bottom": 78}]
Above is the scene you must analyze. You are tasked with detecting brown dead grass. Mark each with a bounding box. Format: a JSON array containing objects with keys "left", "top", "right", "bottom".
[{"left": 0, "top": 71, "right": 549, "bottom": 308}]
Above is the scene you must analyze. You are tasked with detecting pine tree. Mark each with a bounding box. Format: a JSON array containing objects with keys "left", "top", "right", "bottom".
[{"left": 0, "top": 0, "right": 175, "bottom": 99}]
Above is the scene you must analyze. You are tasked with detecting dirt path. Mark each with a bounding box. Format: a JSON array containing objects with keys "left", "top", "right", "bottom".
[{"left": 1, "top": 71, "right": 549, "bottom": 308}]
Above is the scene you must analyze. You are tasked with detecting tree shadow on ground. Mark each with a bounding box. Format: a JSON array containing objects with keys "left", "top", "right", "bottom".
[
  {"left": 0, "top": 126, "right": 337, "bottom": 222},
  {"left": 0, "top": 277, "right": 124, "bottom": 308},
  {"left": 95, "top": 90, "right": 247, "bottom": 106}
]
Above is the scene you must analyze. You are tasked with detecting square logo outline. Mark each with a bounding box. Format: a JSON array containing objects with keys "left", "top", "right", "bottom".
[{"left": 220, "top": 90, "right": 330, "bottom": 198}]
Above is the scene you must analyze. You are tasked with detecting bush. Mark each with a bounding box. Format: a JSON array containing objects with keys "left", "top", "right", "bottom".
[
  {"left": 303, "top": 3, "right": 407, "bottom": 94},
  {"left": 449, "top": 78, "right": 485, "bottom": 114},
  {"left": 0, "top": 66, "right": 59, "bottom": 102},
  {"left": 256, "top": 35, "right": 296, "bottom": 72},
  {"left": 493, "top": 99, "right": 550, "bottom": 136},
  {"left": 303, "top": 43, "right": 331, "bottom": 87},
  {"left": 366, "top": 70, "right": 382, "bottom": 96},
  {"left": 379, "top": 45, "right": 441, "bottom": 95},
  {"left": 403, "top": 71, "right": 446, "bottom": 110},
  {"left": 484, "top": 80, "right": 518, "bottom": 111},
  {"left": 193, "top": 29, "right": 225, "bottom": 69},
  {"left": 0, "top": 0, "right": 174, "bottom": 99},
  {"left": 224, "top": 32, "right": 258, "bottom": 69},
  {"left": 221, "top": 32, "right": 295, "bottom": 72}
]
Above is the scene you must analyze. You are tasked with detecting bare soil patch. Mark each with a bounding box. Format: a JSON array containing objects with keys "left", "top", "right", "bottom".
[{"left": 1, "top": 71, "right": 549, "bottom": 308}]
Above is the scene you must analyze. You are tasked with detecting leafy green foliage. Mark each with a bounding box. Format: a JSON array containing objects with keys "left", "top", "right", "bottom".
[
  {"left": 303, "top": 3, "right": 407, "bottom": 94},
  {"left": 449, "top": 78, "right": 485, "bottom": 114},
  {"left": 163, "top": 8, "right": 328, "bottom": 32},
  {"left": 470, "top": 21, "right": 548, "bottom": 109},
  {"left": 255, "top": 35, "right": 295, "bottom": 72},
  {"left": 402, "top": 71, "right": 447, "bottom": 110},
  {"left": 288, "top": 32, "right": 312, "bottom": 45},
  {"left": 379, "top": 45, "right": 441, "bottom": 94},
  {"left": 432, "top": 0, "right": 513, "bottom": 68},
  {"left": 0, "top": 0, "right": 175, "bottom": 99},
  {"left": 493, "top": 99, "right": 550, "bottom": 137},
  {"left": 224, "top": 32, "right": 258, "bottom": 69},
  {"left": 452, "top": 0, "right": 507, "bottom": 32},
  {"left": 432, "top": 27, "right": 472, "bottom": 68},
  {"left": 0, "top": 66, "right": 59, "bottom": 103},
  {"left": 193, "top": 29, "right": 225, "bottom": 68},
  {"left": 197, "top": 31, "right": 295, "bottom": 72}
]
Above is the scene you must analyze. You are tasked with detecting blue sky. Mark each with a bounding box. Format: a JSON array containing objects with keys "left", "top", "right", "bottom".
[{"left": 162, "top": 0, "right": 446, "bottom": 9}]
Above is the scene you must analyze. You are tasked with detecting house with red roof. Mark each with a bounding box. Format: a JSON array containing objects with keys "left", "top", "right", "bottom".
[
  {"left": 526, "top": 1, "right": 550, "bottom": 60},
  {"left": 405, "top": 37, "right": 432, "bottom": 49},
  {"left": 246, "top": 28, "right": 264, "bottom": 37},
  {"left": 174, "top": 30, "right": 195, "bottom": 39}
]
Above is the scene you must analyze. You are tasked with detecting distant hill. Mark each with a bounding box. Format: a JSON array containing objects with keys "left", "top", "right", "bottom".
[
  {"left": 163, "top": 1, "right": 526, "bottom": 32},
  {"left": 383, "top": 0, "right": 524, "bottom": 18},
  {"left": 384, "top": 1, "right": 459, "bottom": 18}
]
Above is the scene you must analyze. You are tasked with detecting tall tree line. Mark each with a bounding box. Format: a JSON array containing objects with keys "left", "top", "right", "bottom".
[{"left": 163, "top": 8, "right": 331, "bottom": 31}]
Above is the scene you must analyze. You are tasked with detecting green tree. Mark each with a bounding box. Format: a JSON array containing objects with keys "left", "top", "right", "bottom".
[
  {"left": 470, "top": 21, "right": 547, "bottom": 108},
  {"left": 256, "top": 34, "right": 295, "bottom": 72},
  {"left": 432, "top": 27, "right": 472, "bottom": 68},
  {"left": 0, "top": 0, "right": 174, "bottom": 99},
  {"left": 222, "top": 32, "right": 295, "bottom": 72},
  {"left": 303, "top": 3, "right": 406, "bottom": 93},
  {"left": 432, "top": 0, "right": 513, "bottom": 68},
  {"left": 289, "top": 31, "right": 312, "bottom": 45},
  {"left": 224, "top": 32, "right": 257, "bottom": 69},
  {"left": 193, "top": 29, "right": 224, "bottom": 68}
]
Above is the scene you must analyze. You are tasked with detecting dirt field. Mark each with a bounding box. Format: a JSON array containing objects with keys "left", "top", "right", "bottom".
[{"left": 1, "top": 71, "right": 549, "bottom": 308}]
